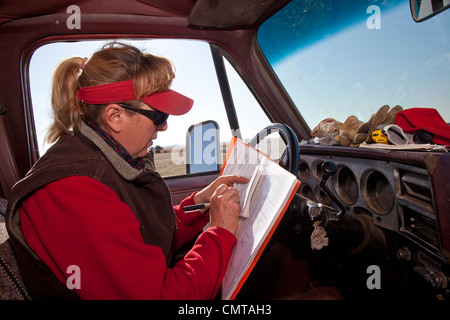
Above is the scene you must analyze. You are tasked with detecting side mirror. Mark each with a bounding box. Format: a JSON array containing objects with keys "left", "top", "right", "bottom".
[
  {"left": 186, "top": 120, "right": 221, "bottom": 174},
  {"left": 410, "top": 0, "right": 450, "bottom": 22}
]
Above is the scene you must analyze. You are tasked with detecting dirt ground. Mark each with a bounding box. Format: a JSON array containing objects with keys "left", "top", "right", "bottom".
[{"left": 153, "top": 147, "right": 186, "bottom": 177}]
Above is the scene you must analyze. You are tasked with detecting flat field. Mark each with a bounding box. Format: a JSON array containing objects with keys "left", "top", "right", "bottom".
[{"left": 153, "top": 147, "right": 186, "bottom": 177}]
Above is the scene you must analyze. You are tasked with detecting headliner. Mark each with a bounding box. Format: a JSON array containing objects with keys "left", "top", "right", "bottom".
[{"left": 0, "top": 0, "right": 291, "bottom": 29}]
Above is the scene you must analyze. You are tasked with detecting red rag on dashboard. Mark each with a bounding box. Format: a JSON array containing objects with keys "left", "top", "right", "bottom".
[{"left": 395, "top": 108, "right": 450, "bottom": 146}]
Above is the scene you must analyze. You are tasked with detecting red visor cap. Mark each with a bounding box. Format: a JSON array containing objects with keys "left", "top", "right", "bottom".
[{"left": 77, "top": 79, "right": 193, "bottom": 115}]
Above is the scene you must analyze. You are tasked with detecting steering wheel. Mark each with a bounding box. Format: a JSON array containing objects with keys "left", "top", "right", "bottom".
[{"left": 248, "top": 123, "right": 300, "bottom": 176}]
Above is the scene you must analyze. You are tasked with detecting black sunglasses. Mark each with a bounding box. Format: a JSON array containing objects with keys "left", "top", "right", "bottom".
[{"left": 118, "top": 103, "right": 169, "bottom": 127}]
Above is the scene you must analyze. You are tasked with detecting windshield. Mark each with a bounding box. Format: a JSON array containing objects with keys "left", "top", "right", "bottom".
[{"left": 257, "top": 0, "right": 450, "bottom": 130}]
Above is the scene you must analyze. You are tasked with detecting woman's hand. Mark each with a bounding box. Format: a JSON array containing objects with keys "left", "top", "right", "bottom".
[
  {"left": 194, "top": 175, "right": 249, "bottom": 235},
  {"left": 194, "top": 175, "right": 249, "bottom": 205}
]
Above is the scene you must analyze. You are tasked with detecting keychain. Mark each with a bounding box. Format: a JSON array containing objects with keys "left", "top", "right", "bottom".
[{"left": 311, "top": 220, "right": 329, "bottom": 250}]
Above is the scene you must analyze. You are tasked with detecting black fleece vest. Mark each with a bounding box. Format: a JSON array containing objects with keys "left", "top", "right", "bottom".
[{"left": 6, "top": 123, "right": 177, "bottom": 299}]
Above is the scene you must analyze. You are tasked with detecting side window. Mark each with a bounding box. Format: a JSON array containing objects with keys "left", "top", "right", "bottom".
[{"left": 29, "top": 39, "right": 270, "bottom": 177}]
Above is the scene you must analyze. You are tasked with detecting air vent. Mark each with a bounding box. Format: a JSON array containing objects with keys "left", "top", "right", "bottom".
[
  {"left": 396, "top": 166, "right": 440, "bottom": 255},
  {"left": 399, "top": 170, "right": 433, "bottom": 212}
]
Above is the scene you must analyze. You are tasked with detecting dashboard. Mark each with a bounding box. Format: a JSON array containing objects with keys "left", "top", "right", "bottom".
[{"left": 293, "top": 145, "right": 449, "bottom": 299}]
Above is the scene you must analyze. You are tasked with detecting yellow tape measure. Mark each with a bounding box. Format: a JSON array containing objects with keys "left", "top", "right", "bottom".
[{"left": 372, "top": 129, "right": 389, "bottom": 144}]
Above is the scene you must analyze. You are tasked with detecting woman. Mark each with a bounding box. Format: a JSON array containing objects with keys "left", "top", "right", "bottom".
[{"left": 6, "top": 42, "right": 248, "bottom": 299}]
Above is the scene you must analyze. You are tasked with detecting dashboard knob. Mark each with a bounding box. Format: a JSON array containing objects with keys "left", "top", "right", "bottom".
[{"left": 322, "top": 161, "right": 337, "bottom": 177}]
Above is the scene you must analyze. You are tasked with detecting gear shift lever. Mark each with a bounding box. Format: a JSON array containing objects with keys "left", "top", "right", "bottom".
[
  {"left": 319, "top": 161, "right": 347, "bottom": 218},
  {"left": 320, "top": 161, "right": 337, "bottom": 185}
]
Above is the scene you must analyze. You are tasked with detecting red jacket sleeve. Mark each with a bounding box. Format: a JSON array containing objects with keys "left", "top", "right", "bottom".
[{"left": 19, "top": 176, "right": 236, "bottom": 299}]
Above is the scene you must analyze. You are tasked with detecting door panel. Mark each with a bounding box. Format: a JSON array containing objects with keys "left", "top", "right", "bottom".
[{"left": 165, "top": 172, "right": 218, "bottom": 206}]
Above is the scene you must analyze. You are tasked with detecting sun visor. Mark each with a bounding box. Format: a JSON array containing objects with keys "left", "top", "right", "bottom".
[{"left": 77, "top": 79, "right": 193, "bottom": 115}]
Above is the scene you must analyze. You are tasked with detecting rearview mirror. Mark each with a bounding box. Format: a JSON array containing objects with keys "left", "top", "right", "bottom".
[{"left": 410, "top": 0, "right": 450, "bottom": 22}]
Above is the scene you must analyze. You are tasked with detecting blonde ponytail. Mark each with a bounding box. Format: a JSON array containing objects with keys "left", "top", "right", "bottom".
[{"left": 45, "top": 57, "right": 84, "bottom": 144}]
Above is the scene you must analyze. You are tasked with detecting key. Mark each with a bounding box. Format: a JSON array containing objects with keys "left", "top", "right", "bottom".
[{"left": 311, "top": 221, "right": 329, "bottom": 250}]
